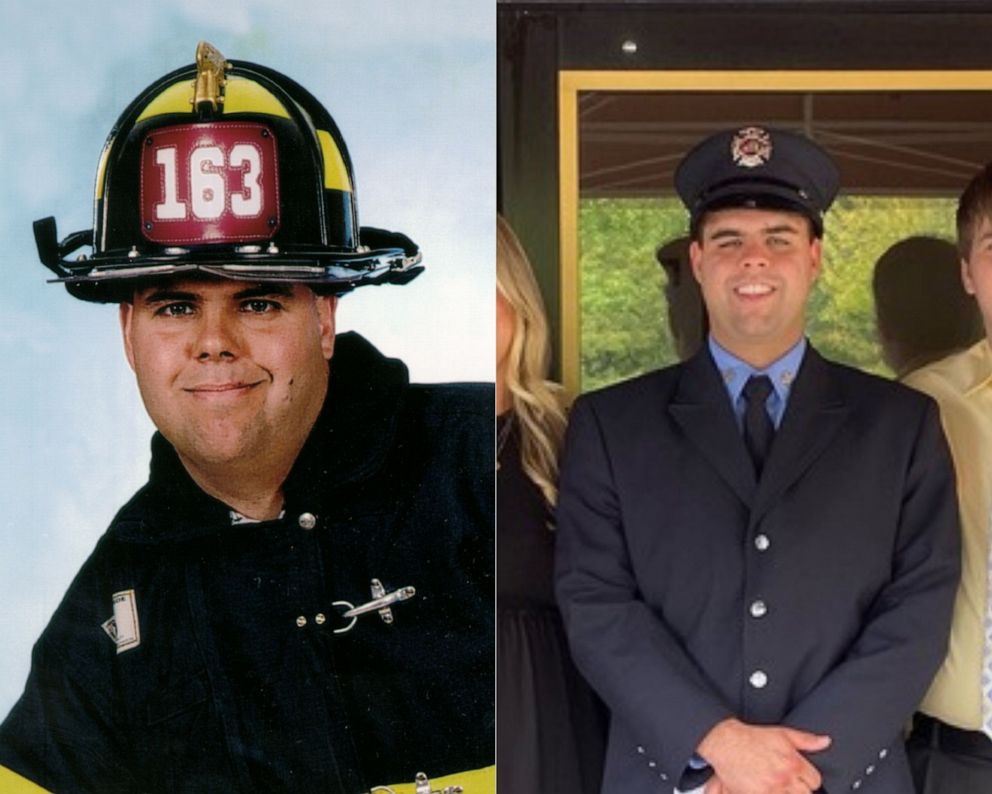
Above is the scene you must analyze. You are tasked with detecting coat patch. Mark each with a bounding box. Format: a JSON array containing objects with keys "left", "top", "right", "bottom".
[{"left": 101, "top": 589, "right": 140, "bottom": 654}]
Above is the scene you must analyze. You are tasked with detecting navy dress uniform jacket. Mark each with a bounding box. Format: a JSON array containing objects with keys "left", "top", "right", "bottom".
[
  {"left": 555, "top": 344, "right": 960, "bottom": 794},
  {"left": 0, "top": 333, "right": 494, "bottom": 794}
]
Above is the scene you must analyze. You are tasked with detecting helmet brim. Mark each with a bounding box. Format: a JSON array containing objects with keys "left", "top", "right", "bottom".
[{"left": 53, "top": 250, "right": 423, "bottom": 303}]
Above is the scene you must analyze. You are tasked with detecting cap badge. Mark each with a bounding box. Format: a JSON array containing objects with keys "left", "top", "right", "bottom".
[{"left": 731, "top": 127, "right": 773, "bottom": 169}]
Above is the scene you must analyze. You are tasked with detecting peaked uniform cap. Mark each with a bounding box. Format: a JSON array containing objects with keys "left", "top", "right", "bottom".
[{"left": 675, "top": 126, "right": 840, "bottom": 236}]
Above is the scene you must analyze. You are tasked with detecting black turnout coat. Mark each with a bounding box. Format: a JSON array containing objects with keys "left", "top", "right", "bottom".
[
  {"left": 0, "top": 332, "right": 494, "bottom": 794},
  {"left": 556, "top": 344, "right": 960, "bottom": 794}
]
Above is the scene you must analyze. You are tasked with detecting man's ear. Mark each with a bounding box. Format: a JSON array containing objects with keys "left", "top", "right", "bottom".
[
  {"left": 119, "top": 302, "right": 136, "bottom": 371},
  {"left": 962, "top": 257, "right": 977, "bottom": 295},
  {"left": 317, "top": 295, "right": 338, "bottom": 359},
  {"left": 809, "top": 237, "right": 823, "bottom": 282},
  {"left": 689, "top": 240, "right": 704, "bottom": 284}
]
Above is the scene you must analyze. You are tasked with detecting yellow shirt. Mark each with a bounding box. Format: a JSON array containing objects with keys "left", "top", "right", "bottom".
[{"left": 904, "top": 340, "right": 992, "bottom": 730}]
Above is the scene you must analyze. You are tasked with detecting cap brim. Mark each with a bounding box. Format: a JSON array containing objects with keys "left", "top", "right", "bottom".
[{"left": 692, "top": 183, "right": 824, "bottom": 236}]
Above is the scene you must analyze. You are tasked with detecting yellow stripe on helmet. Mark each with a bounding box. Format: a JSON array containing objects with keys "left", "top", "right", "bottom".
[
  {"left": 317, "top": 129, "right": 352, "bottom": 192},
  {"left": 135, "top": 76, "right": 290, "bottom": 123},
  {"left": 0, "top": 765, "right": 54, "bottom": 793},
  {"left": 94, "top": 136, "right": 114, "bottom": 201},
  {"left": 134, "top": 80, "right": 193, "bottom": 122},
  {"left": 222, "top": 77, "right": 291, "bottom": 118}
]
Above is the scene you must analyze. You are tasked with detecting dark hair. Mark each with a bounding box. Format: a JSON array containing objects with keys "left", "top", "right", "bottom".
[{"left": 957, "top": 162, "right": 992, "bottom": 259}]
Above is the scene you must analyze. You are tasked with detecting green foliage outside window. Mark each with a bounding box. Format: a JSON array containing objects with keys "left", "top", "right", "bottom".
[{"left": 579, "top": 196, "right": 957, "bottom": 392}]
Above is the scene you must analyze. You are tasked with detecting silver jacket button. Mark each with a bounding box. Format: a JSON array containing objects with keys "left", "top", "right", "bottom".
[
  {"left": 298, "top": 512, "right": 317, "bottom": 530},
  {"left": 754, "top": 534, "right": 770, "bottom": 551},
  {"left": 749, "top": 670, "right": 768, "bottom": 689}
]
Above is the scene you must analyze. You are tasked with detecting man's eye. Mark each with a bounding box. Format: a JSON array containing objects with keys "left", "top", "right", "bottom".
[
  {"left": 242, "top": 299, "right": 281, "bottom": 314},
  {"left": 155, "top": 303, "right": 195, "bottom": 317},
  {"left": 717, "top": 239, "right": 741, "bottom": 249}
]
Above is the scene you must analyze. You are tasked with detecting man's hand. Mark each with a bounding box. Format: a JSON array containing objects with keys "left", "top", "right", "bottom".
[{"left": 697, "top": 718, "right": 831, "bottom": 794}]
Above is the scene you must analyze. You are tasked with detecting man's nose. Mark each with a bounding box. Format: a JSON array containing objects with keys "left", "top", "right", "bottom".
[
  {"left": 739, "top": 239, "right": 770, "bottom": 268},
  {"left": 193, "top": 309, "right": 240, "bottom": 360}
]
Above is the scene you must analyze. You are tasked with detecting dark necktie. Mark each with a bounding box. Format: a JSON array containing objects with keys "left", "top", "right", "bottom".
[{"left": 743, "top": 375, "right": 775, "bottom": 476}]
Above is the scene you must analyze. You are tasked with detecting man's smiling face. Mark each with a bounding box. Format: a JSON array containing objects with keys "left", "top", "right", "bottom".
[
  {"left": 690, "top": 207, "right": 821, "bottom": 367},
  {"left": 120, "top": 277, "right": 337, "bottom": 475}
]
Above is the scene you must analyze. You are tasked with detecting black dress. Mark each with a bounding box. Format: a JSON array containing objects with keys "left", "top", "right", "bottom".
[{"left": 497, "top": 412, "right": 607, "bottom": 793}]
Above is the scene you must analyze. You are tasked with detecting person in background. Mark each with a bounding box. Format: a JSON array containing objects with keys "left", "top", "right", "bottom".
[
  {"left": 904, "top": 163, "right": 992, "bottom": 793},
  {"left": 657, "top": 235, "right": 709, "bottom": 362},
  {"left": 873, "top": 235, "right": 983, "bottom": 378},
  {"left": 496, "top": 215, "right": 607, "bottom": 793}
]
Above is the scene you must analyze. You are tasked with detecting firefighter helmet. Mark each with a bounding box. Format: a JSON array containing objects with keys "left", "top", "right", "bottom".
[{"left": 35, "top": 42, "right": 423, "bottom": 302}]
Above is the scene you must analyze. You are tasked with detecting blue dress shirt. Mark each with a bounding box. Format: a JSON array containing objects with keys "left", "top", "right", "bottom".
[{"left": 707, "top": 336, "right": 807, "bottom": 431}]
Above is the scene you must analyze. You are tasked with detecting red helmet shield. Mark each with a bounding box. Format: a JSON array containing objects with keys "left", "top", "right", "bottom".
[{"left": 139, "top": 122, "right": 281, "bottom": 245}]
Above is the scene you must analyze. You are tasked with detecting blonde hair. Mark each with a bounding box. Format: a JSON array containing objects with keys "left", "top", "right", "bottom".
[{"left": 497, "top": 215, "right": 567, "bottom": 509}]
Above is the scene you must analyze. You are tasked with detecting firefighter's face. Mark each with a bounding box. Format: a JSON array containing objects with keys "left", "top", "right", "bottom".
[
  {"left": 120, "top": 277, "right": 336, "bottom": 477},
  {"left": 690, "top": 207, "right": 820, "bottom": 367}
]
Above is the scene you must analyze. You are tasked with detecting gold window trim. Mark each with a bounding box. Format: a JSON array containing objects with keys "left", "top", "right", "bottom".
[{"left": 558, "top": 69, "right": 992, "bottom": 397}]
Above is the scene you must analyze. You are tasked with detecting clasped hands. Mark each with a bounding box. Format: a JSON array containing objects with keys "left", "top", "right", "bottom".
[{"left": 698, "top": 718, "right": 831, "bottom": 794}]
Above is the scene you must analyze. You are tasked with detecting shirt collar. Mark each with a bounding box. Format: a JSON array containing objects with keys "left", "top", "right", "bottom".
[
  {"left": 707, "top": 335, "right": 807, "bottom": 405},
  {"left": 963, "top": 338, "right": 992, "bottom": 396}
]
